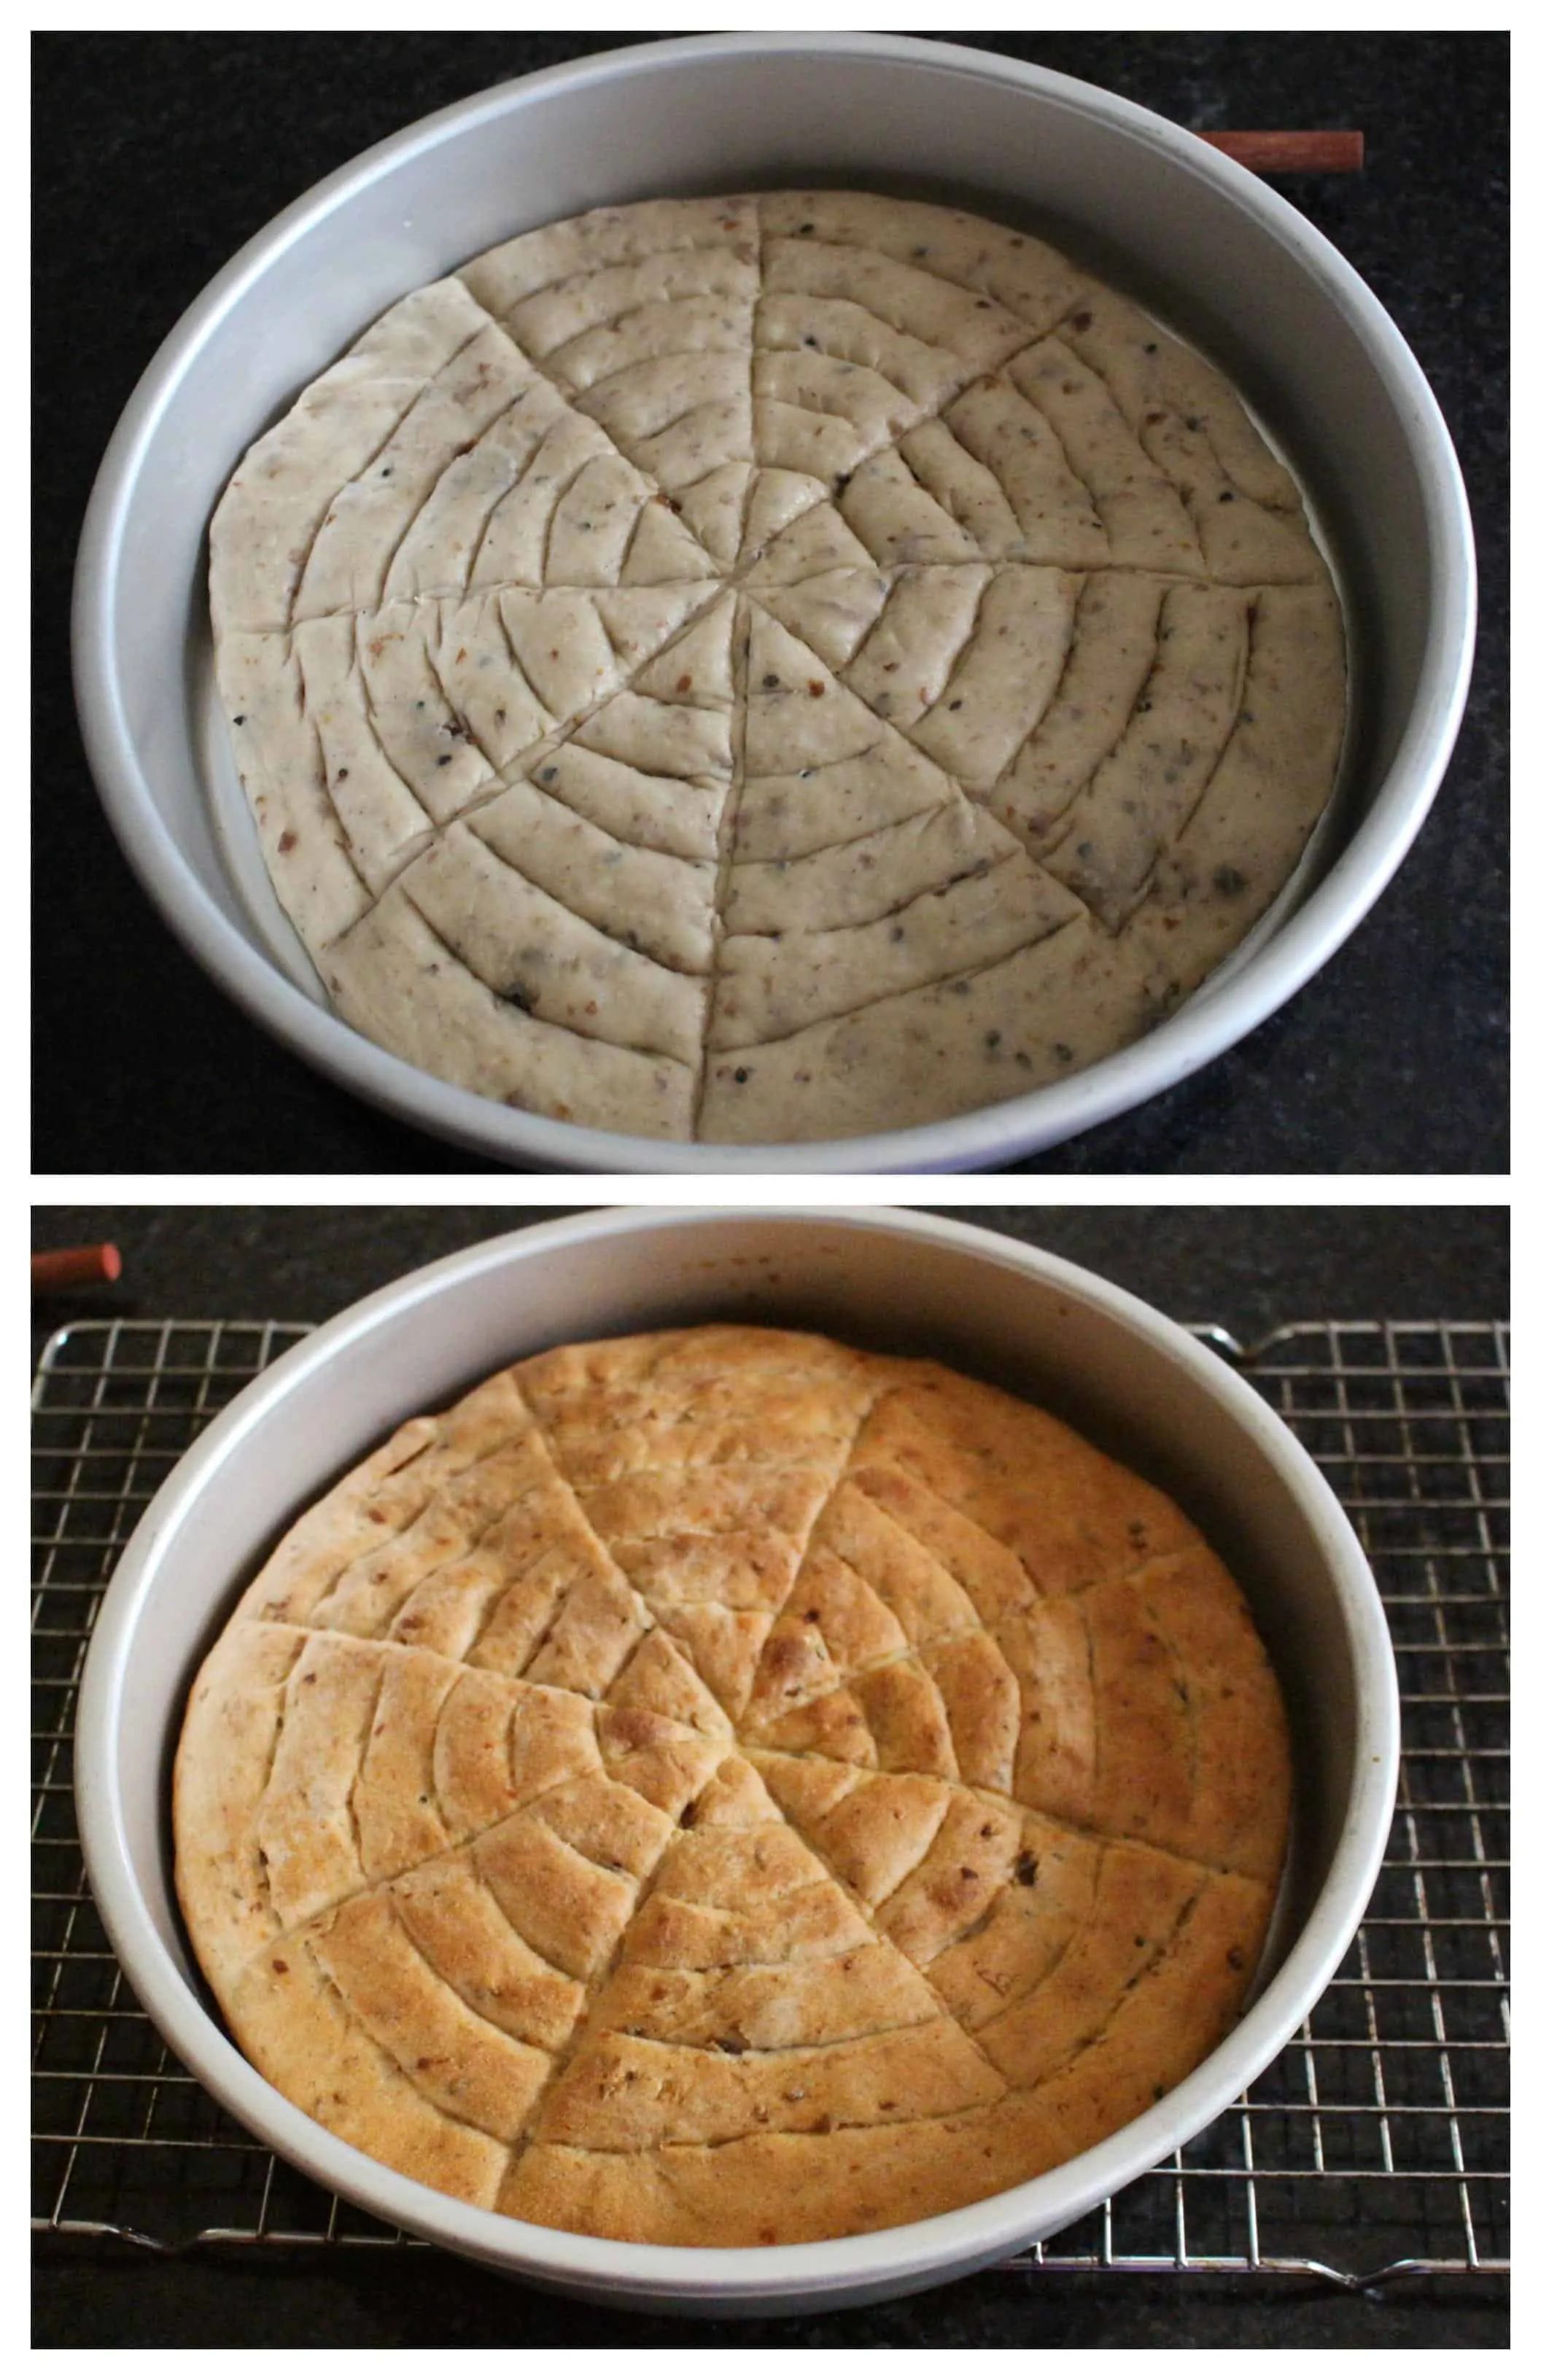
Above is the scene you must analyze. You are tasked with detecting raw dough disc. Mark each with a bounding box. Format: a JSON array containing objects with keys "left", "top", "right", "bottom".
[{"left": 211, "top": 193, "right": 1345, "bottom": 1144}]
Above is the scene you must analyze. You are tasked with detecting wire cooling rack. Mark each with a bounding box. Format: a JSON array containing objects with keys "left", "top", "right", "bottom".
[{"left": 32, "top": 1317, "right": 1509, "bottom": 2285}]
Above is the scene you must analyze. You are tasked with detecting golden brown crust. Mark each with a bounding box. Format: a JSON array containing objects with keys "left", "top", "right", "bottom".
[
  {"left": 497, "top": 2093, "right": 1074, "bottom": 2247},
  {"left": 175, "top": 1326, "right": 1290, "bottom": 2248}
]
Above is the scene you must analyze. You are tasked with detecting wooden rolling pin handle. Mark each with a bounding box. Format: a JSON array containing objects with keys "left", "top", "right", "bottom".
[
  {"left": 31, "top": 1245, "right": 123, "bottom": 1291},
  {"left": 1198, "top": 130, "right": 1365, "bottom": 174}
]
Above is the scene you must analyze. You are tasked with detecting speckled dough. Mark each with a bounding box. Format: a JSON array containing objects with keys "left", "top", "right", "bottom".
[
  {"left": 175, "top": 1325, "right": 1292, "bottom": 2249},
  {"left": 210, "top": 192, "right": 1346, "bottom": 1144}
]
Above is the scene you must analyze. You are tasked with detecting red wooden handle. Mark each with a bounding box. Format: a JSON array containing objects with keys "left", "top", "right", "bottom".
[
  {"left": 1198, "top": 130, "right": 1365, "bottom": 174},
  {"left": 31, "top": 1245, "right": 123, "bottom": 1291}
]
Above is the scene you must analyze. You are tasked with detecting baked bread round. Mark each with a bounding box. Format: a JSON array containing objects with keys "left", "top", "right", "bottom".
[
  {"left": 174, "top": 1325, "right": 1292, "bottom": 2247},
  {"left": 211, "top": 191, "right": 1346, "bottom": 1146}
]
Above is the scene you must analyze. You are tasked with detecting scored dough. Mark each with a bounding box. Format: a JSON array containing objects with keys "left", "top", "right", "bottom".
[
  {"left": 211, "top": 192, "right": 1345, "bottom": 1144},
  {"left": 175, "top": 1325, "right": 1292, "bottom": 2248}
]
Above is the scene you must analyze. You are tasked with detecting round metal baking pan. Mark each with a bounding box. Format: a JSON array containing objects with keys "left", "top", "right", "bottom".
[
  {"left": 75, "top": 1210, "right": 1399, "bottom": 2314},
  {"left": 73, "top": 37, "right": 1475, "bottom": 1174}
]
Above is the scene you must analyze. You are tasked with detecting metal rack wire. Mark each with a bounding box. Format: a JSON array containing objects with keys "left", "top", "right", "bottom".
[{"left": 32, "top": 1318, "right": 1509, "bottom": 2284}]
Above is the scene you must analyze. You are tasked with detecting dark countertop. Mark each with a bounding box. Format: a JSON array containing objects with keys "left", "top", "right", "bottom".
[
  {"left": 28, "top": 1200, "right": 1510, "bottom": 1360},
  {"left": 32, "top": 1204, "right": 1508, "bottom": 2347},
  {"left": 34, "top": 30, "right": 1508, "bottom": 1175}
]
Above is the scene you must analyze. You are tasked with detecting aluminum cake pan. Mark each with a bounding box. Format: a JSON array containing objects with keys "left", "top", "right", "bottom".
[
  {"left": 74, "top": 1210, "right": 1400, "bottom": 2313},
  {"left": 72, "top": 34, "right": 1474, "bottom": 1171}
]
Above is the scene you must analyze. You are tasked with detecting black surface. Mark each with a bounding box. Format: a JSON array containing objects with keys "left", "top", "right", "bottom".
[
  {"left": 35, "top": 30, "right": 1508, "bottom": 1175},
  {"left": 31, "top": 1204, "right": 1508, "bottom": 2347},
  {"left": 27, "top": 1201, "right": 1510, "bottom": 1360},
  {"left": 28, "top": 2243, "right": 1509, "bottom": 2352}
]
